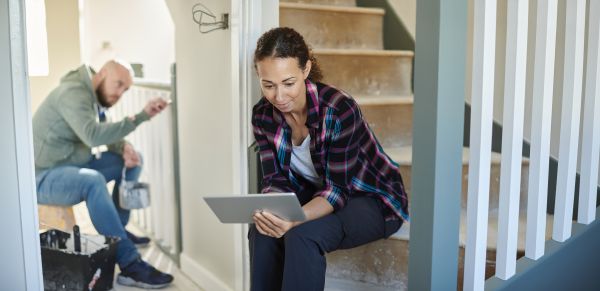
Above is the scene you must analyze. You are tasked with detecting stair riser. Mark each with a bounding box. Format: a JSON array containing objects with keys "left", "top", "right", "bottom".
[
  {"left": 326, "top": 239, "right": 505, "bottom": 289},
  {"left": 317, "top": 53, "right": 413, "bottom": 97},
  {"left": 399, "top": 162, "right": 530, "bottom": 212},
  {"left": 281, "top": 0, "right": 356, "bottom": 6},
  {"left": 361, "top": 103, "right": 413, "bottom": 148},
  {"left": 280, "top": 8, "right": 384, "bottom": 49}
]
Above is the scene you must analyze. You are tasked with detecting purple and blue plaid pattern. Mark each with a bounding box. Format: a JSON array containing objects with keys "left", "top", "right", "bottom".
[{"left": 252, "top": 80, "right": 409, "bottom": 221}]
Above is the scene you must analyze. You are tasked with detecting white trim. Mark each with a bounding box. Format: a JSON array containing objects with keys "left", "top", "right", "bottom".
[
  {"left": 8, "top": 0, "right": 44, "bottom": 289},
  {"left": 552, "top": 0, "right": 586, "bottom": 243},
  {"left": 496, "top": 0, "right": 528, "bottom": 280},
  {"left": 181, "top": 252, "right": 233, "bottom": 291},
  {"left": 234, "top": 1, "right": 279, "bottom": 290},
  {"left": 230, "top": 2, "right": 246, "bottom": 290},
  {"left": 464, "top": 0, "right": 496, "bottom": 290},
  {"left": 525, "top": 0, "right": 558, "bottom": 260},
  {"left": 578, "top": 0, "right": 600, "bottom": 225}
]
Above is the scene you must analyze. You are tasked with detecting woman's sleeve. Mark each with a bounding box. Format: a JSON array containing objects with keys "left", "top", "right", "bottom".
[
  {"left": 252, "top": 112, "right": 294, "bottom": 194},
  {"left": 314, "top": 100, "right": 365, "bottom": 211}
]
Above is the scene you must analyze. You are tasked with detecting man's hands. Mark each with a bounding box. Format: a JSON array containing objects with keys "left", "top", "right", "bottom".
[
  {"left": 253, "top": 211, "right": 299, "bottom": 238},
  {"left": 144, "top": 97, "right": 169, "bottom": 118},
  {"left": 123, "top": 143, "right": 140, "bottom": 168}
]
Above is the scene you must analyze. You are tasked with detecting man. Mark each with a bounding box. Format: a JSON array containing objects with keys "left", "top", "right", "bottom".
[{"left": 33, "top": 60, "right": 173, "bottom": 288}]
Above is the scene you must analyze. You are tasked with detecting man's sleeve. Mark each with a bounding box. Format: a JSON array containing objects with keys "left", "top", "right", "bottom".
[
  {"left": 107, "top": 140, "right": 127, "bottom": 155},
  {"left": 56, "top": 88, "right": 151, "bottom": 147}
]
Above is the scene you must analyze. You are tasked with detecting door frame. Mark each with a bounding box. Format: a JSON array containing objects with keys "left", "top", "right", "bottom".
[
  {"left": 1, "top": 0, "right": 44, "bottom": 289},
  {"left": 231, "top": 0, "right": 278, "bottom": 289}
]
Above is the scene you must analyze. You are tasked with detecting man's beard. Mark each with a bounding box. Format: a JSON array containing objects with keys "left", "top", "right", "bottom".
[{"left": 95, "top": 80, "right": 112, "bottom": 108}]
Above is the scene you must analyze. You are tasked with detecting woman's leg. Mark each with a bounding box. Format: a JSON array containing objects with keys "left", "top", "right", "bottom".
[
  {"left": 335, "top": 196, "right": 402, "bottom": 250},
  {"left": 248, "top": 224, "right": 285, "bottom": 291},
  {"left": 281, "top": 196, "right": 402, "bottom": 291},
  {"left": 281, "top": 213, "right": 345, "bottom": 291}
]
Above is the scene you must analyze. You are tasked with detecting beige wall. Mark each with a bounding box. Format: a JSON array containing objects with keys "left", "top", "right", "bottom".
[
  {"left": 81, "top": 0, "right": 175, "bottom": 81},
  {"left": 29, "top": 0, "right": 81, "bottom": 112},
  {"left": 166, "top": 0, "right": 239, "bottom": 290},
  {"left": 387, "top": 0, "right": 416, "bottom": 40}
]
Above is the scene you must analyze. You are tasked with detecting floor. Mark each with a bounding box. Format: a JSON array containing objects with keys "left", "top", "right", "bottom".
[
  {"left": 73, "top": 203, "right": 203, "bottom": 291},
  {"left": 72, "top": 203, "right": 393, "bottom": 291},
  {"left": 324, "top": 277, "right": 400, "bottom": 291}
]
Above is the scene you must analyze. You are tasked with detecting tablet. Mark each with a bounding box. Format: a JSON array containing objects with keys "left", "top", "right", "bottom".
[{"left": 203, "top": 193, "right": 307, "bottom": 224}]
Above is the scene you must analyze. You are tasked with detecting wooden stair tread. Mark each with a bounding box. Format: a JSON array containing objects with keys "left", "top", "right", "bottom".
[
  {"left": 280, "top": 2, "right": 384, "bottom": 15},
  {"left": 314, "top": 48, "right": 414, "bottom": 57},
  {"left": 390, "top": 210, "right": 554, "bottom": 252},
  {"left": 385, "top": 146, "right": 530, "bottom": 166},
  {"left": 354, "top": 95, "right": 414, "bottom": 106},
  {"left": 281, "top": 0, "right": 357, "bottom": 7}
]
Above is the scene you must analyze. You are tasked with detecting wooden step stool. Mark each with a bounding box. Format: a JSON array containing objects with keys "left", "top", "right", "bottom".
[{"left": 38, "top": 205, "right": 76, "bottom": 232}]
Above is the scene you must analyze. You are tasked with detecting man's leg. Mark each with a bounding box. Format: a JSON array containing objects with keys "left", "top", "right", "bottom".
[
  {"left": 36, "top": 166, "right": 140, "bottom": 268},
  {"left": 281, "top": 196, "right": 398, "bottom": 291},
  {"left": 85, "top": 152, "right": 143, "bottom": 226},
  {"left": 248, "top": 225, "right": 285, "bottom": 291}
]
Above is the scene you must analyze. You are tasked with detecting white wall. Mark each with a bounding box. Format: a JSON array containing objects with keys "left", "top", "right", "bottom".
[
  {"left": 165, "top": 1, "right": 241, "bottom": 290},
  {"left": 81, "top": 0, "right": 175, "bottom": 81},
  {"left": 28, "top": 0, "right": 81, "bottom": 112}
]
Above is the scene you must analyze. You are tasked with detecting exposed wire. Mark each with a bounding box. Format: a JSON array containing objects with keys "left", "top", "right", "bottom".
[{"left": 192, "top": 3, "right": 229, "bottom": 33}]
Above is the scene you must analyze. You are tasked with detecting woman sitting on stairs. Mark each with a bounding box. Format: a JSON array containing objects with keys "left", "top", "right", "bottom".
[{"left": 249, "top": 27, "right": 410, "bottom": 291}]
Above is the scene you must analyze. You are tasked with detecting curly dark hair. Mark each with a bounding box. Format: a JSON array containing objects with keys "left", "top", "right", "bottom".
[{"left": 253, "top": 27, "right": 323, "bottom": 83}]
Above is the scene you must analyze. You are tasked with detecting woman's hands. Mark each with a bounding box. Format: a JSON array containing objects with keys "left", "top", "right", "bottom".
[
  {"left": 253, "top": 197, "right": 334, "bottom": 238},
  {"left": 253, "top": 211, "right": 298, "bottom": 238}
]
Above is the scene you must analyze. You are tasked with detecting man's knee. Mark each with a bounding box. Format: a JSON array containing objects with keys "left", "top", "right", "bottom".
[{"left": 79, "top": 169, "right": 108, "bottom": 196}]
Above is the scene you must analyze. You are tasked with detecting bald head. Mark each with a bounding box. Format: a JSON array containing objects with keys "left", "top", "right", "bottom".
[
  {"left": 102, "top": 60, "right": 134, "bottom": 80},
  {"left": 92, "top": 60, "right": 134, "bottom": 107}
]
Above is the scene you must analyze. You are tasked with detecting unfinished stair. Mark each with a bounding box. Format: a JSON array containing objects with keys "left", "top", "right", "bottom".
[
  {"left": 280, "top": 3, "right": 384, "bottom": 50},
  {"left": 279, "top": 1, "right": 542, "bottom": 289},
  {"left": 325, "top": 149, "right": 545, "bottom": 289},
  {"left": 316, "top": 49, "right": 413, "bottom": 97}
]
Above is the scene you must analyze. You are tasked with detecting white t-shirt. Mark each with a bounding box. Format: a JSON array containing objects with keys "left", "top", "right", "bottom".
[{"left": 290, "top": 135, "right": 323, "bottom": 187}]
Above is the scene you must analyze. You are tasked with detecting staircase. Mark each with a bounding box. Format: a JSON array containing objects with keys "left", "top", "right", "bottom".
[{"left": 280, "top": 0, "right": 553, "bottom": 289}]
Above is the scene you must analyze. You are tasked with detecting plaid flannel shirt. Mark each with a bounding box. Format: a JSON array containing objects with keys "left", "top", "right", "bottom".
[{"left": 252, "top": 80, "right": 409, "bottom": 221}]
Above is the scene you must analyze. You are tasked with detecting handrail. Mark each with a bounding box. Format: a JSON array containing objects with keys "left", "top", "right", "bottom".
[{"left": 133, "top": 78, "right": 171, "bottom": 91}]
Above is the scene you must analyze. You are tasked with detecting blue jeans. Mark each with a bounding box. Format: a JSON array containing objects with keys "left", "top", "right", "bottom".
[{"left": 36, "top": 152, "right": 143, "bottom": 268}]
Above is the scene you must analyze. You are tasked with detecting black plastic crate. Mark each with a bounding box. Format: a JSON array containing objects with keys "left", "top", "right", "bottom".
[{"left": 40, "top": 229, "right": 118, "bottom": 291}]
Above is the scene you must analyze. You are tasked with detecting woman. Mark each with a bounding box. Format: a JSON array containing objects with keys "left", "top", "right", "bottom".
[{"left": 250, "top": 27, "right": 409, "bottom": 291}]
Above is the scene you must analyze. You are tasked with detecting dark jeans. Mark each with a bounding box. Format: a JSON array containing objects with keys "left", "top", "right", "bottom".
[{"left": 248, "top": 196, "right": 402, "bottom": 291}]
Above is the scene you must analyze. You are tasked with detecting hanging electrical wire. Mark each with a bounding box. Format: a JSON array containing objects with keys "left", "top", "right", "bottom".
[{"left": 192, "top": 3, "right": 229, "bottom": 33}]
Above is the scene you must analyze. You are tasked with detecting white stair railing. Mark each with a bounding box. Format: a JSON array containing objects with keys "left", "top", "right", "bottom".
[
  {"left": 465, "top": 0, "right": 600, "bottom": 288},
  {"left": 109, "top": 81, "right": 179, "bottom": 258},
  {"left": 578, "top": 0, "right": 600, "bottom": 225},
  {"left": 463, "top": 0, "right": 496, "bottom": 289},
  {"left": 495, "top": 0, "right": 528, "bottom": 280},
  {"left": 552, "top": 0, "right": 586, "bottom": 243},
  {"left": 525, "top": 0, "right": 558, "bottom": 261}
]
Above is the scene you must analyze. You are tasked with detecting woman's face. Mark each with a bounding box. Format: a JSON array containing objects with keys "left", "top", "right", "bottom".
[{"left": 256, "top": 57, "right": 311, "bottom": 114}]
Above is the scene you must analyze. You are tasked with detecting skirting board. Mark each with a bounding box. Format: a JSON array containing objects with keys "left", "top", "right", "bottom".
[{"left": 180, "top": 252, "right": 233, "bottom": 291}]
